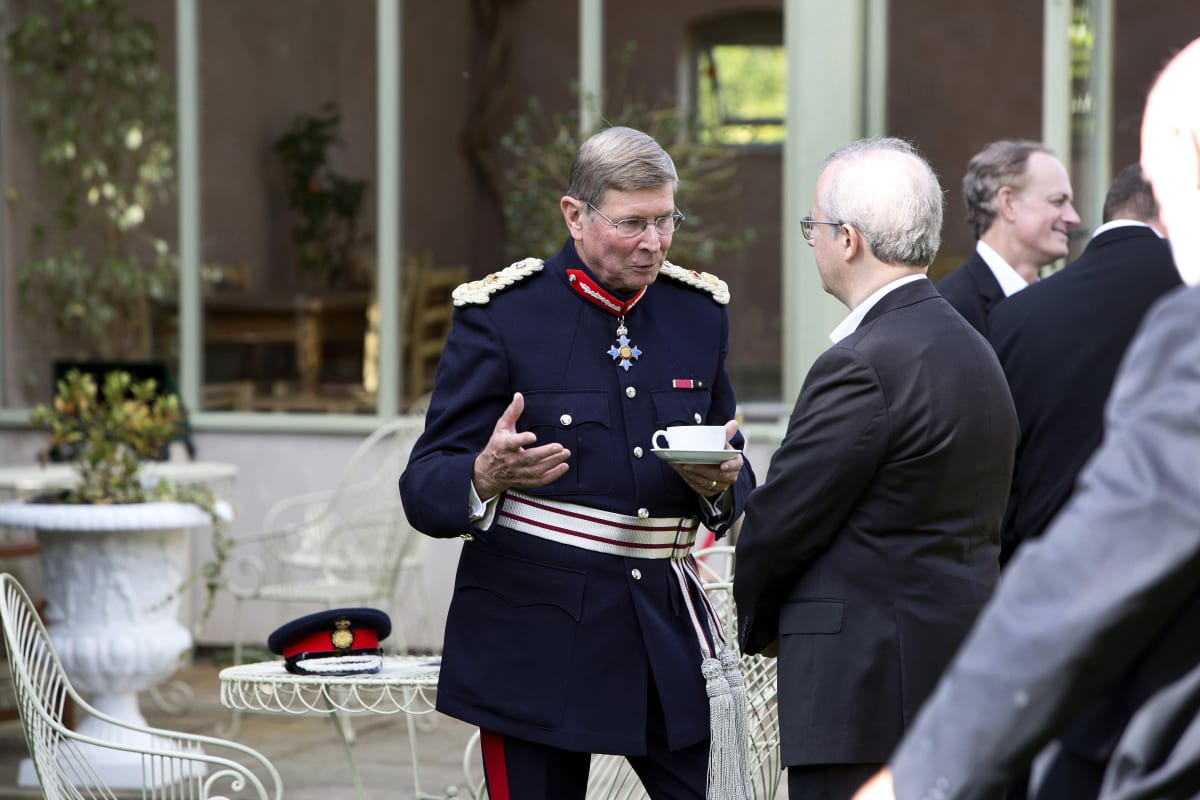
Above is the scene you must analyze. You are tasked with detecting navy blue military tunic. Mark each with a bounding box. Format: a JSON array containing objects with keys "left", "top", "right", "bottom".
[{"left": 399, "top": 239, "right": 755, "bottom": 755}]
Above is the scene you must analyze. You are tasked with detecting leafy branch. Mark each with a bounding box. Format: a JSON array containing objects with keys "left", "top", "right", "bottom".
[
  {"left": 273, "top": 102, "right": 369, "bottom": 289},
  {"left": 4, "top": 0, "right": 178, "bottom": 359},
  {"left": 499, "top": 42, "right": 756, "bottom": 264}
]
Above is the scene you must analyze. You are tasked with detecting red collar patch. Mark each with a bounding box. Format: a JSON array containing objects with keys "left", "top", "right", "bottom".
[{"left": 567, "top": 270, "right": 646, "bottom": 317}]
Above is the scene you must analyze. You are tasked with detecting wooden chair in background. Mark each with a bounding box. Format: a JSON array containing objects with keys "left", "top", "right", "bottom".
[
  {"left": 198, "top": 252, "right": 465, "bottom": 413},
  {"left": 402, "top": 254, "right": 467, "bottom": 410}
]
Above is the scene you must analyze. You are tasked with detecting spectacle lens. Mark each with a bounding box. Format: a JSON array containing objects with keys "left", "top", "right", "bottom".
[
  {"left": 588, "top": 202, "right": 685, "bottom": 238},
  {"left": 800, "top": 215, "right": 842, "bottom": 241},
  {"left": 801, "top": 216, "right": 815, "bottom": 241}
]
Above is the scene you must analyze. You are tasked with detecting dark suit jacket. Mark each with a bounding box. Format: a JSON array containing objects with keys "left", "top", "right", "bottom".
[
  {"left": 988, "top": 225, "right": 1181, "bottom": 566},
  {"left": 734, "top": 279, "right": 1018, "bottom": 767},
  {"left": 936, "top": 250, "right": 1007, "bottom": 337},
  {"left": 890, "top": 284, "right": 1200, "bottom": 800}
]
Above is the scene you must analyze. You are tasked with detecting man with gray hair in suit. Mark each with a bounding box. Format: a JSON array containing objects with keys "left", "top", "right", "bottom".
[{"left": 735, "top": 137, "right": 1017, "bottom": 800}]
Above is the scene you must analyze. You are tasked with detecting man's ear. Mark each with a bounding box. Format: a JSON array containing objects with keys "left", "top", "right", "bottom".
[
  {"left": 997, "top": 186, "right": 1017, "bottom": 221},
  {"left": 561, "top": 196, "right": 585, "bottom": 241},
  {"left": 842, "top": 223, "right": 862, "bottom": 261}
]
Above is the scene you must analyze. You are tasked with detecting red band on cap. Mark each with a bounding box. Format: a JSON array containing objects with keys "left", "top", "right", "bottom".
[{"left": 281, "top": 626, "right": 380, "bottom": 660}]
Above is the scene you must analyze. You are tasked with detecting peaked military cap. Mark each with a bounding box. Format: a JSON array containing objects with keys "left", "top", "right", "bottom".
[{"left": 267, "top": 607, "right": 392, "bottom": 676}]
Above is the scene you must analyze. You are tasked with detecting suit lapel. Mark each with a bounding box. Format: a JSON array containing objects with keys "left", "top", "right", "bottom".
[{"left": 966, "top": 253, "right": 1005, "bottom": 306}]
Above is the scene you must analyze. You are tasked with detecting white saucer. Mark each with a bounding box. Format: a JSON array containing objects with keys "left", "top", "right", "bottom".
[{"left": 651, "top": 448, "right": 739, "bottom": 465}]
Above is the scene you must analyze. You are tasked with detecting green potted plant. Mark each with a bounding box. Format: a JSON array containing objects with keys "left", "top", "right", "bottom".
[
  {"left": 33, "top": 370, "right": 189, "bottom": 504},
  {"left": 25, "top": 368, "right": 232, "bottom": 618},
  {"left": 0, "top": 368, "right": 232, "bottom": 754},
  {"left": 3, "top": 0, "right": 179, "bottom": 364},
  {"left": 273, "top": 102, "right": 370, "bottom": 290}
]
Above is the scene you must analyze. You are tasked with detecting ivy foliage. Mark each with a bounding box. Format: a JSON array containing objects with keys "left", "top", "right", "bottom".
[{"left": 4, "top": 0, "right": 178, "bottom": 359}]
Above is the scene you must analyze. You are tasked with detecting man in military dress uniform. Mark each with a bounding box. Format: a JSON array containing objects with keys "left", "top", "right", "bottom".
[{"left": 400, "top": 126, "right": 755, "bottom": 799}]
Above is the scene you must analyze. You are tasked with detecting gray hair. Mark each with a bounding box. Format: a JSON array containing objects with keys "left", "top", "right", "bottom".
[
  {"left": 566, "top": 126, "right": 678, "bottom": 206},
  {"left": 962, "top": 139, "right": 1052, "bottom": 237},
  {"left": 818, "top": 137, "right": 944, "bottom": 268}
]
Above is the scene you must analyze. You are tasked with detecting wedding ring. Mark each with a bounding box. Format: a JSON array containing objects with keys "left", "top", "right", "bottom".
[{"left": 708, "top": 480, "right": 718, "bottom": 491}]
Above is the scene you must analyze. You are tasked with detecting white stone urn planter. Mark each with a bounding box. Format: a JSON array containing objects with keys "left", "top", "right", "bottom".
[{"left": 0, "top": 500, "right": 211, "bottom": 789}]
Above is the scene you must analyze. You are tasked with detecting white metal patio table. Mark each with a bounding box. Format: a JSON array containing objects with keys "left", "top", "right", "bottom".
[{"left": 219, "top": 655, "right": 454, "bottom": 800}]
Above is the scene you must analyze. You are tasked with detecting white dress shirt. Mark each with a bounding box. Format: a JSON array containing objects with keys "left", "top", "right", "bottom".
[
  {"left": 830, "top": 274, "right": 928, "bottom": 344},
  {"left": 976, "top": 240, "right": 1031, "bottom": 297}
]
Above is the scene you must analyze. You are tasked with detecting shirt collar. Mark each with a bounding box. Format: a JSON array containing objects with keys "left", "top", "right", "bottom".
[
  {"left": 829, "top": 274, "right": 927, "bottom": 343},
  {"left": 1091, "top": 219, "right": 1163, "bottom": 239},
  {"left": 976, "top": 240, "right": 1031, "bottom": 297}
]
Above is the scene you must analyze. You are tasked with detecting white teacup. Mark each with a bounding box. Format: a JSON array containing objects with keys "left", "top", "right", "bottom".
[{"left": 652, "top": 425, "right": 727, "bottom": 452}]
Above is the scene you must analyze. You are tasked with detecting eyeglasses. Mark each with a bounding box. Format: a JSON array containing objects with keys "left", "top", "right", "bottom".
[
  {"left": 586, "top": 202, "right": 685, "bottom": 238},
  {"left": 800, "top": 215, "right": 844, "bottom": 241}
]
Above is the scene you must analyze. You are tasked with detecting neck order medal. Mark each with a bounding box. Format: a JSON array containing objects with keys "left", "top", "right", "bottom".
[
  {"left": 608, "top": 320, "right": 642, "bottom": 371},
  {"left": 567, "top": 269, "right": 647, "bottom": 371}
]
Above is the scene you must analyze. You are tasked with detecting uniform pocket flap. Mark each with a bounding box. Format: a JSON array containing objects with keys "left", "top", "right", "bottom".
[
  {"left": 458, "top": 546, "right": 586, "bottom": 622},
  {"left": 779, "top": 599, "right": 844, "bottom": 634},
  {"left": 521, "top": 389, "right": 611, "bottom": 430},
  {"left": 649, "top": 388, "right": 713, "bottom": 428}
]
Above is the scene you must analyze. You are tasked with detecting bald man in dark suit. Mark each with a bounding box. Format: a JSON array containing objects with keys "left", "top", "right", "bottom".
[{"left": 735, "top": 138, "right": 1017, "bottom": 800}]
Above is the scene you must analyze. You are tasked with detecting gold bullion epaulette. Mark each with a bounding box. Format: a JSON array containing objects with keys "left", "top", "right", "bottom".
[
  {"left": 659, "top": 261, "right": 730, "bottom": 305},
  {"left": 452, "top": 258, "right": 545, "bottom": 306}
]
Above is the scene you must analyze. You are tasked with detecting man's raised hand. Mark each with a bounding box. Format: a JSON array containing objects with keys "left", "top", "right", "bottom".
[{"left": 472, "top": 392, "right": 571, "bottom": 500}]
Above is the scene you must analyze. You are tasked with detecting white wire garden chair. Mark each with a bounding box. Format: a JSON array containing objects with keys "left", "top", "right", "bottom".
[
  {"left": 226, "top": 415, "right": 430, "bottom": 667},
  {"left": 0, "top": 572, "right": 282, "bottom": 799},
  {"left": 223, "top": 415, "right": 428, "bottom": 738},
  {"left": 461, "top": 541, "right": 782, "bottom": 800}
]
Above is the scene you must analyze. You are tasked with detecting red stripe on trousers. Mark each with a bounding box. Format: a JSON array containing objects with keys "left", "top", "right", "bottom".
[{"left": 480, "top": 728, "right": 510, "bottom": 800}]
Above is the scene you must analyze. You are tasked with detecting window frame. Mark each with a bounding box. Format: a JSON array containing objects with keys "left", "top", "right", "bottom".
[{"left": 686, "top": 11, "right": 786, "bottom": 150}]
